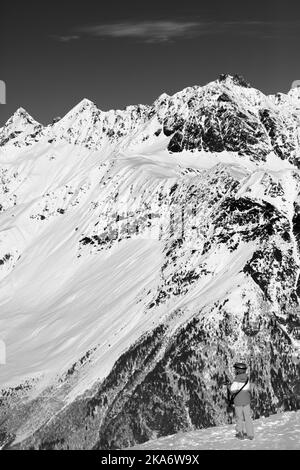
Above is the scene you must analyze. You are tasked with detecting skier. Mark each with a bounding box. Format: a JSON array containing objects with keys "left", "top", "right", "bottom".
[{"left": 229, "top": 362, "right": 254, "bottom": 440}]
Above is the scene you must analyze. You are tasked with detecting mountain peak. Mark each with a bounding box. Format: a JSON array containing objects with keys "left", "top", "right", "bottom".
[
  {"left": 288, "top": 86, "right": 300, "bottom": 100},
  {"left": 15, "top": 107, "right": 28, "bottom": 115},
  {"left": 9, "top": 107, "right": 38, "bottom": 124},
  {"left": 73, "top": 98, "right": 97, "bottom": 112},
  {"left": 2, "top": 107, "right": 41, "bottom": 135},
  {"left": 218, "top": 73, "right": 252, "bottom": 88},
  {"left": 156, "top": 92, "right": 170, "bottom": 102},
  {"left": 59, "top": 98, "right": 99, "bottom": 123},
  {"left": 77, "top": 98, "right": 95, "bottom": 108}
]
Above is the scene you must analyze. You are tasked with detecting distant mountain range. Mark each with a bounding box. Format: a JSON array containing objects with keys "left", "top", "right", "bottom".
[{"left": 0, "top": 74, "right": 300, "bottom": 449}]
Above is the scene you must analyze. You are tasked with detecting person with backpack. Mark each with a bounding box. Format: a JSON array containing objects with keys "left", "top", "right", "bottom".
[{"left": 229, "top": 362, "right": 254, "bottom": 440}]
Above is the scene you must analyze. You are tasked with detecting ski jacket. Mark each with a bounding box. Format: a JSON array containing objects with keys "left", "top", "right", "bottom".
[{"left": 230, "top": 373, "right": 251, "bottom": 406}]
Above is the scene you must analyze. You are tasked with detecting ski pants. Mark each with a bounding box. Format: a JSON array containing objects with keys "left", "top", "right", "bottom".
[{"left": 234, "top": 404, "right": 254, "bottom": 437}]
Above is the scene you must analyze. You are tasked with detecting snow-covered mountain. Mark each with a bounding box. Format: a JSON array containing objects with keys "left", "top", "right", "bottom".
[{"left": 0, "top": 74, "right": 300, "bottom": 450}]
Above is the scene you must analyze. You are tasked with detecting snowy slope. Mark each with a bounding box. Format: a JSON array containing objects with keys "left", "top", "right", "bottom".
[
  {"left": 130, "top": 411, "right": 300, "bottom": 450},
  {"left": 0, "top": 75, "right": 300, "bottom": 450}
]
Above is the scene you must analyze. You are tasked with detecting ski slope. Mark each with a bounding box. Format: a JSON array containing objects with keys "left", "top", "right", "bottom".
[{"left": 130, "top": 411, "right": 300, "bottom": 450}]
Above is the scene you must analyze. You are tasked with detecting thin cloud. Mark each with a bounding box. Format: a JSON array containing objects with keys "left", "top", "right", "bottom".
[
  {"left": 51, "top": 34, "right": 80, "bottom": 43},
  {"left": 52, "top": 20, "right": 300, "bottom": 43},
  {"left": 78, "top": 21, "right": 201, "bottom": 43}
]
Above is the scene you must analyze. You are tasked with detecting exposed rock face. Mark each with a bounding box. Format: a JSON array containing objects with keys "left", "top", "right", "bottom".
[{"left": 0, "top": 76, "right": 300, "bottom": 450}]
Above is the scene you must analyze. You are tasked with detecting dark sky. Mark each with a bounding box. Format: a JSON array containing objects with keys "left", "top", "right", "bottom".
[{"left": 1, "top": 0, "right": 300, "bottom": 125}]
